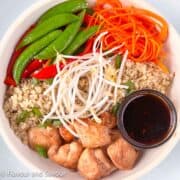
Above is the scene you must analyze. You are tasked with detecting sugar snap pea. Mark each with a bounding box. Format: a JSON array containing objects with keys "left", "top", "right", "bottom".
[
  {"left": 63, "top": 26, "right": 98, "bottom": 54},
  {"left": 18, "top": 14, "right": 78, "bottom": 49},
  {"left": 35, "top": 10, "right": 85, "bottom": 59},
  {"left": 13, "top": 30, "right": 62, "bottom": 83},
  {"left": 38, "top": 0, "right": 87, "bottom": 23}
]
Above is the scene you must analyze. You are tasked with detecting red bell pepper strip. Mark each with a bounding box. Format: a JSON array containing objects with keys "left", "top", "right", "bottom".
[
  {"left": 22, "top": 59, "right": 45, "bottom": 78},
  {"left": 4, "top": 25, "right": 36, "bottom": 86},
  {"left": 32, "top": 65, "right": 60, "bottom": 79},
  {"left": 4, "top": 47, "right": 26, "bottom": 86},
  {"left": 4, "top": 76, "right": 17, "bottom": 86},
  {"left": 84, "top": 14, "right": 96, "bottom": 26},
  {"left": 31, "top": 38, "right": 94, "bottom": 80},
  {"left": 32, "top": 59, "right": 74, "bottom": 80},
  {"left": 84, "top": 14, "right": 92, "bottom": 25}
]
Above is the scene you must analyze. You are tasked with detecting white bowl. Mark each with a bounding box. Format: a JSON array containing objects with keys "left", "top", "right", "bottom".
[{"left": 0, "top": 0, "right": 180, "bottom": 179}]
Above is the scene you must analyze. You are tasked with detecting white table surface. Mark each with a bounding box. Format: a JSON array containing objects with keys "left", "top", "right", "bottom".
[{"left": 0, "top": 0, "right": 180, "bottom": 179}]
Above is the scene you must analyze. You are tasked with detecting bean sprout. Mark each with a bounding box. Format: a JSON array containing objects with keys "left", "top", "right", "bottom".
[{"left": 42, "top": 32, "right": 128, "bottom": 136}]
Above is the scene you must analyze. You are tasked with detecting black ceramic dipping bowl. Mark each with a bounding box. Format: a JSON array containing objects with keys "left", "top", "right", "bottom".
[{"left": 117, "top": 89, "right": 177, "bottom": 149}]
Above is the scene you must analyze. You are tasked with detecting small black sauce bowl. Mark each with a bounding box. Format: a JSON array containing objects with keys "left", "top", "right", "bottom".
[{"left": 117, "top": 89, "right": 177, "bottom": 149}]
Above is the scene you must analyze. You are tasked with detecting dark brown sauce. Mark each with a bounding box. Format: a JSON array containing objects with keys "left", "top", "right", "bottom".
[{"left": 123, "top": 94, "right": 171, "bottom": 145}]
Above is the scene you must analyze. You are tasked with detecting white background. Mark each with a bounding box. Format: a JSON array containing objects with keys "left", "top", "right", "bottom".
[{"left": 0, "top": 0, "right": 180, "bottom": 179}]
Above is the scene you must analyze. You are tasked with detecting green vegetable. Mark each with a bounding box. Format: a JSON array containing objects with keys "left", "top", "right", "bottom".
[
  {"left": 38, "top": 119, "right": 62, "bottom": 128},
  {"left": 13, "top": 30, "right": 62, "bottom": 83},
  {"left": 63, "top": 25, "right": 98, "bottom": 55},
  {"left": 38, "top": 0, "right": 88, "bottom": 23},
  {"left": 16, "top": 110, "right": 31, "bottom": 124},
  {"left": 115, "top": 54, "right": 122, "bottom": 69},
  {"left": 18, "top": 14, "right": 78, "bottom": 49},
  {"left": 86, "top": 8, "right": 94, "bottom": 15},
  {"left": 45, "top": 78, "right": 54, "bottom": 85},
  {"left": 52, "top": 120, "right": 62, "bottom": 127},
  {"left": 35, "top": 145, "right": 48, "bottom": 158},
  {"left": 35, "top": 10, "right": 86, "bottom": 59},
  {"left": 124, "top": 80, "right": 135, "bottom": 95},
  {"left": 74, "top": 44, "right": 85, "bottom": 54},
  {"left": 32, "top": 107, "right": 42, "bottom": 118},
  {"left": 111, "top": 103, "right": 120, "bottom": 116},
  {"left": 38, "top": 119, "right": 53, "bottom": 128},
  {"left": 16, "top": 107, "right": 43, "bottom": 124},
  {"left": 31, "top": 78, "right": 40, "bottom": 85}
]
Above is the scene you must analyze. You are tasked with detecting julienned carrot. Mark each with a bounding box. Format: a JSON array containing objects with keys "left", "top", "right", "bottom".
[
  {"left": 88, "top": 0, "right": 169, "bottom": 65},
  {"left": 155, "top": 59, "right": 169, "bottom": 74}
]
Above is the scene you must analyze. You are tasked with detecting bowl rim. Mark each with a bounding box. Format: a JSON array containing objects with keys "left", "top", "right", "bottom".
[{"left": 0, "top": 0, "right": 180, "bottom": 179}]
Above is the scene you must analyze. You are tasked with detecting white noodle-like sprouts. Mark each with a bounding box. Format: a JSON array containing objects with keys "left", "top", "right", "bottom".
[{"left": 42, "top": 32, "right": 129, "bottom": 136}]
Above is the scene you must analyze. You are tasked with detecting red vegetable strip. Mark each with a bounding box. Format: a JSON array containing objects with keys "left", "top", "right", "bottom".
[
  {"left": 22, "top": 59, "right": 45, "bottom": 78},
  {"left": 84, "top": 14, "right": 93, "bottom": 26},
  {"left": 4, "top": 25, "right": 36, "bottom": 86},
  {"left": 32, "top": 59, "right": 75, "bottom": 80},
  {"left": 4, "top": 76, "right": 16, "bottom": 86},
  {"left": 4, "top": 47, "right": 26, "bottom": 86},
  {"left": 32, "top": 65, "right": 58, "bottom": 79}
]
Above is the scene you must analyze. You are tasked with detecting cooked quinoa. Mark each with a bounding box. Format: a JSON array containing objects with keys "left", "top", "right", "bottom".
[
  {"left": 122, "top": 61, "right": 174, "bottom": 93},
  {"left": 3, "top": 81, "right": 51, "bottom": 144},
  {"left": 3, "top": 61, "right": 174, "bottom": 144}
]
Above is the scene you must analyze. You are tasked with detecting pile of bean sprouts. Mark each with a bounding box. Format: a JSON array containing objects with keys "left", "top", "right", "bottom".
[{"left": 42, "top": 32, "right": 129, "bottom": 137}]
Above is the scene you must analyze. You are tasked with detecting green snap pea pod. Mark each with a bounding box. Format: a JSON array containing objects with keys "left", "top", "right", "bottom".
[
  {"left": 38, "top": 0, "right": 88, "bottom": 23},
  {"left": 18, "top": 14, "right": 78, "bottom": 49},
  {"left": 35, "top": 10, "right": 86, "bottom": 59},
  {"left": 13, "top": 30, "right": 62, "bottom": 84},
  {"left": 111, "top": 103, "right": 121, "bottom": 116},
  {"left": 63, "top": 26, "right": 98, "bottom": 55},
  {"left": 86, "top": 8, "right": 94, "bottom": 15}
]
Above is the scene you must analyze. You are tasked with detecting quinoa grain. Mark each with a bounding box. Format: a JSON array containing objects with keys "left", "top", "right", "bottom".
[{"left": 3, "top": 61, "right": 173, "bottom": 144}]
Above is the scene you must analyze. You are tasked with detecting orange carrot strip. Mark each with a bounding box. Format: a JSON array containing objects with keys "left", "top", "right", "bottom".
[{"left": 88, "top": 0, "right": 168, "bottom": 63}]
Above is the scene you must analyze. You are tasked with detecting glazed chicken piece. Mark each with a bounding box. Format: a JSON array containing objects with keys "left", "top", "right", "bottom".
[
  {"left": 110, "top": 129, "right": 122, "bottom": 142},
  {"left": 99, "top": 112, "right": 117, "bottom": 129},
  {"left": 28, "top": 126, "right": 61, "bottom": 149},
  {"left": 48, "top": 141, "right": 83, "bottom": 169},
  {"left": 107, "top": 137, "right": 139, "bottom": 170},
  {"left": 78, "top": 148, "right": 116, "bottom": 180},
  {"left": 59, "top": 126, "right": 74, "bottom": 143},
  {"left": 73, "top": 120, "right": 111, "bottom": 148}
]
